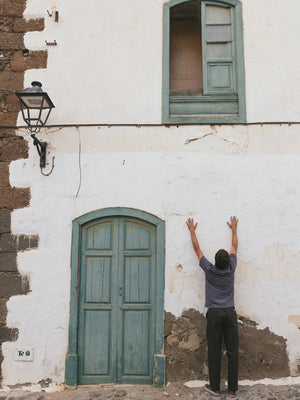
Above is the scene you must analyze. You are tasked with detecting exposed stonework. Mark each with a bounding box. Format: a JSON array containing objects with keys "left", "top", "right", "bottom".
[
  {"left": 13, "top": 18, "right": 44, "bottom": 33},
  {"left": 164, "top": 310, "right": 208, "bottom": 382},
  {"left": 238, "top": 316, "right": 290, "bottom": 380},
  {"left": 9, "top": 50, "right": 47, "bottom": 72},
  {"left": 0, "top": 137, "right": 28, "bottom": 161},
  {"left": 0, "top": 1, "right": 26, "bottom": 18},
  {"left": 0, "top": 187, "right": 30, "bottom": 210},
  {"left": 0, "top": 233, "right": 39, "bottom": 253},
  {"left": 0, "top": 0, "right": 46, "bottom": 386},
  {"left": 164, "top": 309, "right": 290, "bottom": 383},
  {"left": 0, "top": 210, "right": 38, "bottom": 384},
  {"left": 0, "top": 1, "right": 47, "bottom": 127}
]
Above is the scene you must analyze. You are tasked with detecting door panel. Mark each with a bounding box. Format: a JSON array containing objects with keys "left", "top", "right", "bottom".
[
  {"left": 124, "top": 257, "right": 150, "bottom": 303},
  {"left": 78, "top": 218, "right": 117, "bottom": 384},
  {"left": 82, "top": 310, "right": 111, "bottom": 375},
  {"left": 85, "top": 257, "right": 112, "bottom": 303},
  {"left": 125, "top": 221, "right": 151, "bottom": 250},
  {"left": 77, "top": 216, "right": 157, "bottom": 384},
  {"left": 86, "top": 221, "right": 113, "bottom": 250},
  {"left": 123, "top": 311, "right": 150, "bottom": 376}
]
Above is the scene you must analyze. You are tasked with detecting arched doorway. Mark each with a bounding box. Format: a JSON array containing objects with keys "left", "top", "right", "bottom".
[{"left": 65, "top": 208, "right": 165, "bottom": 386}]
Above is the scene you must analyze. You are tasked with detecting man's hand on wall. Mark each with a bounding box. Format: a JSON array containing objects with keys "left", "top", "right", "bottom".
[
  {"left": 227, "top": 216, "right": 238, "bottom": 230},
  {"left": 186, "top": 218, "right": 203, "bottom": 260},
  {"left": 186, "top": 218, "right": 198, "bottom": 232},
  {"left": 227, "top": 216, "right": 238, "bottom": 254}
]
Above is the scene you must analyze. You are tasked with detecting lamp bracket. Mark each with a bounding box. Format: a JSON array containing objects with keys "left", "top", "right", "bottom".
[
  {"left": 45, "top": 40, "right": 57, "bottom": 46},
  {"left": 31, "top": 134, "right": 47, "bottom": 168},
  {"left": 47, "top": 10, "right": 59, "bottom": 21}
]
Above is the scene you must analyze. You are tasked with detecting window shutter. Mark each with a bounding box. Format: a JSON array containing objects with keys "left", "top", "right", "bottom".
[{"left": 202, "top": 1, "right": 237, "bottom": 95}]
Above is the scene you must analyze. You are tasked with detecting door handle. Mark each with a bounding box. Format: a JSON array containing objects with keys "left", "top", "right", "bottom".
[{"left": 119, "top": 285, "right": 122, "bottom": 296}]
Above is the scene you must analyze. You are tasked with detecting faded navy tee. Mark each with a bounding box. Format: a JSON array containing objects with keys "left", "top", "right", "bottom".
[{"left": 199, "top": 254, "right": 237, "bottom": 308}]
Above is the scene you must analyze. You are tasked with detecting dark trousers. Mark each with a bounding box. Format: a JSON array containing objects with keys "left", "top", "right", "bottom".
[{"left": 206, "top": 307, "right": 239, "bottom": 392}]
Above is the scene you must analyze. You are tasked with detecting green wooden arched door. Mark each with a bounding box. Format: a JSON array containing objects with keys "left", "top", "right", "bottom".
[{"left": 65, "top": 208, "right": 165, "bottom": 386}]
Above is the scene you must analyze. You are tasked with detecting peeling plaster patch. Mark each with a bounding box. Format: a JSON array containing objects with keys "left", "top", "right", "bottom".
[
  {"left": 235, "top": 278, "right": 300, "bottom": 374},
  {"left": 175, "top": 264, "right": 183, "bottom": 272},
  {"left": 238, "top": 318, "right": 290, "bottom": 379},
  {"left": 184, "top": 129, "right": 246, "bottom": 153},
  {"left": 238, "top": 315, "right": 258, "bottom": 327},
  {"left": 166, "top": 270, "right": 203, "bottom": 300},
  {"left": 1, "top": 382, "right": 64, "bottom": 393},
  {"left": 234, "top": 243, "right": 300, "bottom": 368},
  {"left": 165, "top": 309, "right": 290, "bottom": 383},
  {"left": 236, "top": 245, "right": 300, "bottom": 285},
  {"left": 6, "top": 382, "right": 31, "bottom": 389},
  {"left": 184, "top": 132, "right": 214, "bottom": 144},
  {"left": 38, "top": 378, "right": 52, "bottom": 388},
  {"left": 288, "top": 315, "right": 300, "bottom": 329},
  {"left": 237, "top": 310, "right": 261, "bottom": 325}
]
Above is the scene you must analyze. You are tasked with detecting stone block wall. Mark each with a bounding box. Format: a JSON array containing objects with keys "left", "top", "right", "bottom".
[
  {"left": 164, "top": 309, "right": 290, "bottom": 383},
  {"left": 0, "top": 0, "right": 47, "bottom": 385}
]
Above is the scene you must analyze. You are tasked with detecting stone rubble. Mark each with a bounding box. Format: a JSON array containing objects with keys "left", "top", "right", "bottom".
[{"left": 0, "top": 383, "right": 299, "bottom": 400}]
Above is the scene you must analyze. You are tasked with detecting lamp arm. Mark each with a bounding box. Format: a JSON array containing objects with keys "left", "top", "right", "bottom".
[
  {"left": 31, "top": 134, "right": 47, "bottom": 168},
  {"left": 31, "top": 134, "right": 43, "bottom": 154}
]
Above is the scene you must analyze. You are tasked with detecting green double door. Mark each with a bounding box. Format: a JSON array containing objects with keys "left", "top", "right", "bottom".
[{"left": 77, "top": 216, "right": 158, "bottom": 384}]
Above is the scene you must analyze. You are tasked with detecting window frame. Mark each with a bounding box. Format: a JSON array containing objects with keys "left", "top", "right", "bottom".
[{"left": 162, "top": 0, "right": 246, "bottom": 124}]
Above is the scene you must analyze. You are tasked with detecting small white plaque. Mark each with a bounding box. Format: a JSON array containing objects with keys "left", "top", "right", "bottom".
[{"left": 15, "top": 348, "right": 34, "bottom": 362}]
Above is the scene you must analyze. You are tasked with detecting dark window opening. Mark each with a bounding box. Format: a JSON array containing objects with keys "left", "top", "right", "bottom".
[
  {"left": 163, "top": 0, "right": 246, "bottom": 123},
  {"left": 170, "top": 1, "right": 203, "bottom": 96}
]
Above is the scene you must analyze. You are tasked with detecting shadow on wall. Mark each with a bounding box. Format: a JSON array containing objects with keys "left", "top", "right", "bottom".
[{"left": 164, "top": 309, "right": 290, "bottom": 383}]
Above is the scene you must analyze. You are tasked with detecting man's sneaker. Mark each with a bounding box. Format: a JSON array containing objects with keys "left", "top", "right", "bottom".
[
  {"left": 229, "top": 391, "right": 237, "bottom": 398},
  {"left": 204, "top": 384, "right": 221, "bottom": 397}
]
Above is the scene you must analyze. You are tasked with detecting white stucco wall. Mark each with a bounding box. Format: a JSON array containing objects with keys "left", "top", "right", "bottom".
[
  {"left": 3, "top": 0, "right": 300, "bottom": 388},
  {"left": 19, "top": 0, "right": 300, "bottom": 125},
  {"left": 3, "top": 124, "right": 300, "bottom": 385}
]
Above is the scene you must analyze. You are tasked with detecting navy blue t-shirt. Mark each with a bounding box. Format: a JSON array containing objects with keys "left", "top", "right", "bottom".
[{"left": 199, "top": 253, "right": 237, "bottom": 308}]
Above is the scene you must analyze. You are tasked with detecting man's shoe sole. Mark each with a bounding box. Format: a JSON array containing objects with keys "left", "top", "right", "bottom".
[{"left": 204, "top": 385, "right": 221, "bottom": 397}]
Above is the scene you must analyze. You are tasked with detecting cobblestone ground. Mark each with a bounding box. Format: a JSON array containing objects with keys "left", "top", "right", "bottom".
[{"left": 0, "top": 383, "right": 300, "bottom": 400}]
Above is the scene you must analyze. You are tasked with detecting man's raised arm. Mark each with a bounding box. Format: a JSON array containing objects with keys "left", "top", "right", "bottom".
[
  {"left": 227, "top": 216, "right": 238, "bottom": 254},
  {"left": 186, "top": 218, "right": 204, "bottom": 261}
]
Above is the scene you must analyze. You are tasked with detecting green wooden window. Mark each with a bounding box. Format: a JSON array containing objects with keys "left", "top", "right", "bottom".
[{"left": 162, "top": 0, "right": 246, "bottom": 124}]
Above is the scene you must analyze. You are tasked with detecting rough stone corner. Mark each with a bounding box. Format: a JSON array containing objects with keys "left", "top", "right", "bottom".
[{"left": 0, "top": 0, "right": 46, "bottom": 386}]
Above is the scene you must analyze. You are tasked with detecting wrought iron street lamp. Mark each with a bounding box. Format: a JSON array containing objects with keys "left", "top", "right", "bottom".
[{"left": 15, "top": 81, "right": 55, "bottom": 169}]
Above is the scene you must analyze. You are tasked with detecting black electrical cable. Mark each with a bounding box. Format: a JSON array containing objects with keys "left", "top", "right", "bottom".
[
  {"left": 0, "top": 121, "right": 300, "bottom": 130},
  {"left": 40, "top": 156, "right": 55, "bottom": 176},
  {"left": 75, "top": 127, "right": 82, "bottom": 197}
]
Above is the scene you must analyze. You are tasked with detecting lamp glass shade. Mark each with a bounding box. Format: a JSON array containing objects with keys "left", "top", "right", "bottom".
[
  {"left": 16, "top": 93, "right": 55, "bottom": 110},
  {"left": 15, "top": 82, "right": 55, "bottom": 131}
]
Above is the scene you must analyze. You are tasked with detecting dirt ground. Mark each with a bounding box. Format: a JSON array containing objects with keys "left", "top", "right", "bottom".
[{"left": 1, "top": 382, "right": 300, "bottom": 400}]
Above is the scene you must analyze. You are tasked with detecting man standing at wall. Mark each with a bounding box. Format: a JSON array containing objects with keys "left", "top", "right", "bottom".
[{"left": 186, "top": 216, "right": 239, "bottom": 398}]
